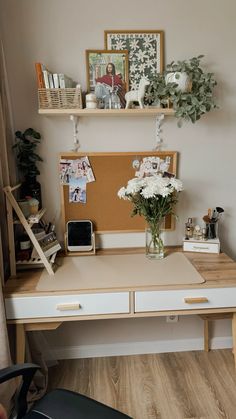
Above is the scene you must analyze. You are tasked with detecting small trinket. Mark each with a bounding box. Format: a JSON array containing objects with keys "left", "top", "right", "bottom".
[
  {"left": 185, "top": 217, "right": 194, "bottom": 239},
  {"left": 193, "top": 225, "right": 202, "bottom": 240}
]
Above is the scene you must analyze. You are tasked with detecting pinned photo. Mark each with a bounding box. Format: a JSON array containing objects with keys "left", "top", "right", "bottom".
[
  {"left": 69, "top": 177, "right": 87, "bottom": 204},
  {"left": 135, "top": 156, "right": 171, "bottom": 178},
  {"left": 74, "top": 156, "right": 95, "bottom": 183},
  {"left": 59, "top": 159, "right": 75, "bottom": 185}
]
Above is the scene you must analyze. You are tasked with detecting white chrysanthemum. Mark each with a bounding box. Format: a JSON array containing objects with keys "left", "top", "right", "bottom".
[
  {"left": 141, "top": 185, "right": 155, "bottom": 198},
  {"left": 140, "top": 176, "right": 168, "bottom": 198},
  {"left": 145, "top": 176, "right": 169, "bottom": 195},
  {"left": 117, "top": 187, "right": 128, "bottom": 199},
  {"left": 169, "top": 178, "right": 183, "bottom": 192},
  {"left": 159, "top": 186, "right": 171, "bottom": 197},
  {"left": 126, "top": 178, "right": 144, "bottom": 194}
]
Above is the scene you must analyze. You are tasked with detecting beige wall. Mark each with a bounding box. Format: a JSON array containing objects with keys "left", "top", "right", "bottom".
[{"left": 1, "top": 0, "right": 236, "bottom": 356}]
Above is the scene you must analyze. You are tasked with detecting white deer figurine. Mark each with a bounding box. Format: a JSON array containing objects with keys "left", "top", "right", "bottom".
[{"left": 125, "top": 77, "right": 150, "bottom": 109}]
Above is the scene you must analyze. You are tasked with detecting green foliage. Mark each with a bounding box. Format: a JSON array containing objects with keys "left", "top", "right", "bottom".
[
  {"left": 146, "top": 55, "right": 217, "bottom": 126},
  {"left": 130, "top": 193, "right": 178, "bottom": 223},
  {"left": 166, "top": 55, "right": 205, "bottom": 76},
  {"left": 145, "top": 73, "right": 178, "bottom": 107},
  {"left": 12, "top": 128, "right": 43, "bottom": 178}
]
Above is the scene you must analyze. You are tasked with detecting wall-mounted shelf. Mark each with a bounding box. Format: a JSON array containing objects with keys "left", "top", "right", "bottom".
[
  {"left": 38, "top": 107, "right": 175, "bottom": 151},
  {"left": 38, "top": 108, "right": 175, "bottom": 117}
]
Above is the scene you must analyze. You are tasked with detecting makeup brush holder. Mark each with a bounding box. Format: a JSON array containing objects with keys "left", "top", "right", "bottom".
[{"left": 205, "top": 222, "right": 218, "bottom": 239}]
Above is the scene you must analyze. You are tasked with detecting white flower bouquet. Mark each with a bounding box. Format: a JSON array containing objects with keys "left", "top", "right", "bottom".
[
  {"left": 118, "top": 174, "right": 183, "bottom": 258},
  {"left": 118, "top": 174, "right": 183, "bottom": 221}
]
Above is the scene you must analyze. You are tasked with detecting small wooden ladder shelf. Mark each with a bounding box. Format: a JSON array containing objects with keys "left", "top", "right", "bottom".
[{"left": 4, "top": 184, "right": 56, "bottom": 276}]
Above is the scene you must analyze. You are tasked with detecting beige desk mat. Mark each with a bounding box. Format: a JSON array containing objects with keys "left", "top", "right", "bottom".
[{"left": 37, "top": 252, "right": 205, "bottom": 291}]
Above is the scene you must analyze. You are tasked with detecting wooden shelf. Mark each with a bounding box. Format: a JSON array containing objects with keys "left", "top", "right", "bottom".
[
  {"left": 4, "top": 186, "right": 57, "bottom": 276},
  {"left": 27, "top": 208, "right": 46, "bottom": 226},
  {"left": 38, "top": 108, "right": 175, "bottom": 117},
  {"left": 13, "top": 208, "right": 46, "bottom": 226},
  {"left": 16, "top": 252, "right": 57, "bottom": 270}
]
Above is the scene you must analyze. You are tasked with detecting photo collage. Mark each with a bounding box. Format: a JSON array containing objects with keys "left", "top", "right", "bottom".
[{"left": 59, "top": 156, "right": 95, "bottom": 203}]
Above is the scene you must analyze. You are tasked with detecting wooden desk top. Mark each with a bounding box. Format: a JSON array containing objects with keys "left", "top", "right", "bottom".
[{"left": 4, "top": 247, "right": 236, "bottom": 297}]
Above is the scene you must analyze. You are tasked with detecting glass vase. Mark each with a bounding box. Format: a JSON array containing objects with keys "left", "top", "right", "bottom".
[{"left": 146, "top": 219, "right": 165, "bottom": 259}]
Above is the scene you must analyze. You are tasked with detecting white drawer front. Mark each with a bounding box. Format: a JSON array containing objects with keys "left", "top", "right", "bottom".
[
  {"left": 5, "top": 292, "right": 130, "bottom": 319},
  {"left": 135, "top": 287, "right": 236, "bottom": 312},
  {"left": 183, "top": 240, "right": 220, "bottom": 254}
]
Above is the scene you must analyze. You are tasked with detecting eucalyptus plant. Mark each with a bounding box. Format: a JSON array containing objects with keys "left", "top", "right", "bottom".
[
  {"left": 167, "top": 55, "right": 217, "bottom": 126},
  {"left": 13, "top": 128, "right": 43, "bottom": 179},
  {"left": 145, "top": 73, "right": 178, "bottom": 108},
  {"left": 146, "top": 55, "right": 217, "bottom": 127}
]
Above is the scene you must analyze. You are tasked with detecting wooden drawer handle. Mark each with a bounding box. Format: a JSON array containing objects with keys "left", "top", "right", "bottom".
[
  {"left": 56, "top": 303, "right": 81, "bottom": 311},
  {"left": 184, "top": 297, "right": 209, "bottom": 304}
]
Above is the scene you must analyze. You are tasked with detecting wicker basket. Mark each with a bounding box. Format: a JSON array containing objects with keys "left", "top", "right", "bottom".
[{"left": 38, "top": 88, "right": 83, "bottom": 109}]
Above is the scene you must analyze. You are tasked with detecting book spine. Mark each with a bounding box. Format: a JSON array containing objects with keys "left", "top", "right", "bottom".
[
  {"left": 53, "top": 73, "right": 59, "bottom": 88},
  {"left": 42, "top": 70, "right": 50, "bottom": 88},
  {"left": 58, "top": 74, "right": 73, "bottom": 88},
  {"left": 48, "top": 73, "right": 54, "bottom": 88},
  {"left": 58, "top": 73, "right": 65, "bottom": 88},
  {"left": 35, "top": 62, "right": 45, "bottom": 88}
]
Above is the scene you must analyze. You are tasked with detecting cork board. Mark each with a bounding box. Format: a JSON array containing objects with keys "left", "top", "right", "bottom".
[{"left": 60, "top": 151, "right": 177, "bottom": 233}]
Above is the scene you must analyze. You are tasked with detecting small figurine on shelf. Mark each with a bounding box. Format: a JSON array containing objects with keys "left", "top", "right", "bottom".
[{"left": 125, "top": 77, "right": 150, "bottom": 109}]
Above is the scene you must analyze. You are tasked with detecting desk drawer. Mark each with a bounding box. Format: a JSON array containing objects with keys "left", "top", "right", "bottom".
[
  {"left": 5, "top": 292, "right": 130, "bottom": 320},
  {"left": 135, "top": 287, "right": 236, "bottom": 313}
]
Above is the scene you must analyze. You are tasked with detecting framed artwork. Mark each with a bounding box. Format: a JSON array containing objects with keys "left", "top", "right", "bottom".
[
  {"left": 86, "top": 49, "right": 129, "bottom": 108},
  {"left": 105, "top": 30, "right": 164, "bottom": 90}
]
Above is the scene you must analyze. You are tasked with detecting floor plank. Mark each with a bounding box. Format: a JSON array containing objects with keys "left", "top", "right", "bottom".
[{"left": 48, "top": 349, "right": 236, "bottom": 419}]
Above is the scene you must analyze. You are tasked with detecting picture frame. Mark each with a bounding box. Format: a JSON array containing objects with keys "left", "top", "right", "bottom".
[
  {"left": 85, "top": 49, "right": 129, "bottom": 108},
  {"left": 104, "top": 30, "right": 164, "bottom": 90}
]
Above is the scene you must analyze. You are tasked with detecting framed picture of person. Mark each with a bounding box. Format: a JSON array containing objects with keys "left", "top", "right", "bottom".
[
  {"left": 104, "top": 30, "right": 164, "bottom": 90},
  {"left": 86, "top": 49, "right": 129, "bottom": 109}
]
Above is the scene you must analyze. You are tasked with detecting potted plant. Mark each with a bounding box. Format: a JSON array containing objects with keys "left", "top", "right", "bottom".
[
  {"left": 146, "top": 55, "right": 217, "bottom": 127},
  {"left": 145, "top": 72, "right": 178, "bottom": 108},
  {"left": 13, "top": 128, "right": 43, "bottom": 207}
]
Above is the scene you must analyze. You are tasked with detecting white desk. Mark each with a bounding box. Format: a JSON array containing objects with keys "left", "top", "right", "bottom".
[{"left": 4, "top": 247, "right": 236, "bottom": 366}]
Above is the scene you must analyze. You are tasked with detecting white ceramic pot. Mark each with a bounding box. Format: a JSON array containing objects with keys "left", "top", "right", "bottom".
[{"left": 165, "top": 72, "right": 192, "bottom": 93}]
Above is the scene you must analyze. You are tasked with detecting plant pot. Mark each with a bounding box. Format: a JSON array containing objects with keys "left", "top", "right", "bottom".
[
  {"left": 20, "top": 177, "right": 42, "bottom": 209},
  {"left": 165, "top": 72, "right": 192, "bottom": 93}
]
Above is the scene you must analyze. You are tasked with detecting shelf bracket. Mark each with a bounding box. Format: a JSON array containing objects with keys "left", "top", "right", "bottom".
[
  {"left": 154, "top": 113, "right": 165, "bottom": 151},
  {"left": 70, "top": 115, "right": 80, "bottom": 151}
]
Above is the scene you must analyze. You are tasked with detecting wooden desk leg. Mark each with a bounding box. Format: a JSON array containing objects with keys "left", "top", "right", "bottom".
[
  {"left": 16, "top": 324, "right": 26, "bottom": 364},
  {"left": 232, "top": 313, "right": 236, "bottom": 368},
  {"left": 204, "top": 319, "right": 210, "bottom": 352}
]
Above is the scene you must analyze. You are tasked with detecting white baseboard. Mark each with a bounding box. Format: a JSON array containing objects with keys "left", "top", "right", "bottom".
[{"left": 44, "top": 336, "right": 233, "bottom": 360}]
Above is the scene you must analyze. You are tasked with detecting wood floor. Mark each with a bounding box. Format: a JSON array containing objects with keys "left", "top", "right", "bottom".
[{"left": 48, "top": 350, "right": 236, "bottom": 419}]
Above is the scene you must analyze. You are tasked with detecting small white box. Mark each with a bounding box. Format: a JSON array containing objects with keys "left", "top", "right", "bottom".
[{"left": 183, "top": 238, "right": 220, "bottom": 254}]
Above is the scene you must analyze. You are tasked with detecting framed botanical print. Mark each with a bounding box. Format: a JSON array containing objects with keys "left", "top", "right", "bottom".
[
  {"left": 86, "top": 49, "right": 129, "bottom": 108},
  {"left": 105, "top": 30, "right": 164, "bottom": 90}
]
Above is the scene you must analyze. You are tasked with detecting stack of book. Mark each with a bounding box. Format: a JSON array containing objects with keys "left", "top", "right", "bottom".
[
  {"left": 31, "top": 231, "right": 61, "bottom": 258},
  {"left": 35, "top": 62, "right": 75, "bottom": 89}
]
